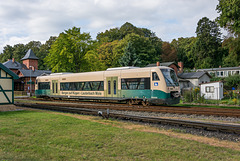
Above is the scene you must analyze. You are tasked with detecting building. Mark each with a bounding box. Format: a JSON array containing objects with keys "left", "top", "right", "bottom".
[
  {"left": 196, "top": 66, "right": 240, "bottom": 77},
  {"left": 0, "top": 63, "right": 19, "bottom": 104},
  {"left": 200, "top": 81, "right": 224, "bottom": 100},
  {"left": 3, "top": 49, "right": 51, "bottom": 94},
  {"left": 147, "top": 62, "right": 181, "bottom": 74},
  {"left": 178, "top": 72, "right": 212, "bottom": 90}
]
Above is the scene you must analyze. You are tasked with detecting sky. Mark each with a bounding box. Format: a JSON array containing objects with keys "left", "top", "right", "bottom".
[{"left": 0, "top": 0, "right": 221, "bottom": 53}]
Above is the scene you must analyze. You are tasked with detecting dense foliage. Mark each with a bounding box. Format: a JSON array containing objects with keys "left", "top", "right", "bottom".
[
  {"left": 44, "top": 27, "right": 95, "bottom": 72},
  {"left": 216, "top": 0, "right": 240, "bottom": 36}
]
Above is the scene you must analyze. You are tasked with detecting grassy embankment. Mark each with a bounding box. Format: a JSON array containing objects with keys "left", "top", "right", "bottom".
[{"left": 0, "top": 110, "right": 239, "bottom": 160}]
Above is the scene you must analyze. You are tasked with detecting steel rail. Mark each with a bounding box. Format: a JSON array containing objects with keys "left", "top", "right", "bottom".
[
  {"left": 15, "top": 102, "right": 240, "bottom": 134},
  {"left": 15, "top": 98, "right": 240, "bottom": 117}
]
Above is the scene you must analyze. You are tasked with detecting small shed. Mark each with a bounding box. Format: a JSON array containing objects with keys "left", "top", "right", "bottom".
[
  {"left": 0, "top": 63, "right": 19, "bottom": 105},
  {"left": 200, "top": 81, "right": 224, "bottom": 100}
]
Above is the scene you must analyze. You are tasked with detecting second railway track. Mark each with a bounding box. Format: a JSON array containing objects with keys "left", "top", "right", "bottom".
[{"left": 16, "top": 98, "right": 240, "bottom": 117}]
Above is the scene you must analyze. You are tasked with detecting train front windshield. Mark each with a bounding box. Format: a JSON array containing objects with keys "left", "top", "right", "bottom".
[{"left": 161, "top": 69, "right": 179, "bottom": 87}]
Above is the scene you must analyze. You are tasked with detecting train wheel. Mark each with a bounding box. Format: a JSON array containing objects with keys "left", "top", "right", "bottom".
[
  {"left": 128, "top": 100, "right": 133, "bottom": 106},
  {"left": 142, "top": 100, "right": 149, "bottom": 106}
]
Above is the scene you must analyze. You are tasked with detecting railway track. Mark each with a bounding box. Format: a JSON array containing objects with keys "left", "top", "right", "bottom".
[
  {"left": 15, "top": 102, "right": 240, "bottom": 134},
  {"left": 16, "top": 98, "right": 240, "bottom": 117}
]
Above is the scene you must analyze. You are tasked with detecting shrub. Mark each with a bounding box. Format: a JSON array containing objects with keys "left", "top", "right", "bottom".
[{"left": 232, "top": 98, "right": 238, "bottom": 105}]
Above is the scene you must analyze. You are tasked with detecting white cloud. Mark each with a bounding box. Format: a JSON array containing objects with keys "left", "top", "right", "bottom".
[{"left": 0, "top": 0, "right": 221, "bottom": 53}]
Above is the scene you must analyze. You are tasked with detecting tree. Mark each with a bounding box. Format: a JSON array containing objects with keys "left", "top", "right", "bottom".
[
  {"left": 12, "top": 44, "right": 28, "bottom": 62},
  {"left": 161, "top": 42, "right": 177, "bottom": 62},
  {"left": 120, "top": 33, "right": 160, "bottom": 67},
  {"left": 97, "top": 40, "right": 122, "bottom": 69},
  {"left": 222, "top": 37, "right": 240, "bottom": 67},
  {"left": 38, "top": 37, "right": 57, "bottom": 70},
  {"left": 97, "top": 22, "right": 156, "bottom": 42},
  {"left": 0, "top": 45, "right": 14, "bottom": 62},
  {"left": 171, "top": 37, "right": 197, "bottom": 69},
  {"left": 83, "top": 49, "right": 105, "bottom": 71},
  {"left": 45, "top": 27, "right": 94, "bottom": 73},
  {"left": 119, "top": 42, "right": 140, "bottom": 66},
  {"left": 216, "top": 0, "right": 240, "bottom": 36},
  {"left": 193, "top": 17, "right": 223, "bottom": 69},
  {"left": 225, "top": 75, "right": 240, "bottom": 89}
]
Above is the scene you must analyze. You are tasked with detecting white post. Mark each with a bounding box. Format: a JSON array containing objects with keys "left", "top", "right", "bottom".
[{"left": 29, "top": 66, "right": 33, "bottom": 97}]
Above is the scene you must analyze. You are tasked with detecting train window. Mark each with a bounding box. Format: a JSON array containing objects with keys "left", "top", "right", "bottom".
[
  {"left": 98, "top": 81, "right": 104, "bottom": 91},
  {"left": 83, "top": 82, "right": 92, "bottom": 91},
  {"left": 152, "top": 72, "right": 160, "bottom": 81},
  {"left": 91, "top": 82, "right": 100, "bottom": 91},
  {"left": 60, "top": 81, "right": 104, "bottom": 91},
  {"left": 121, "top": 78, "right": 150, "bottom": 90},
  {"left": 69, "top": 82, "right": 76, "bottom": 90},
  {"left": 114, "top": 80, "right": 116, "bottom": 94},
  {"left": 108, "top": 81, "right": 111, "bottom": 94},
  {"left": 76, "top": 82, "right": 84, "bottom": 90},
  {"left": 38, "top": 82, "right": 50, "bottom": 90}
]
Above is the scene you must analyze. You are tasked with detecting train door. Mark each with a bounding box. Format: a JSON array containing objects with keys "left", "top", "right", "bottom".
[
  {"left": 106, "top": 77, "right": 118, "bottom": 97},
  {"left": 151, "top": 72, "right": 160, "bottom": 96},
  {"left": 52, "top": 80, "right": 59, "bottom": 95}
]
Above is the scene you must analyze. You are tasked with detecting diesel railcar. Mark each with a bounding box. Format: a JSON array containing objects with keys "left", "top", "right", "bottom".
[{"left": 35, "top": 66, "right": 180, "bottom": 105}]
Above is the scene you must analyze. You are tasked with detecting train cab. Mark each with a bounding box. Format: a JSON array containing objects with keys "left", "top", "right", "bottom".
[{"left": 150, "top": 67, "right": 180, "bottom": 104}]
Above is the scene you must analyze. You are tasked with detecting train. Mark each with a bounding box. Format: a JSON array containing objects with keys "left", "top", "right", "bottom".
[{"left": 35, "top": 66, "right": 180, "bottom": 105}]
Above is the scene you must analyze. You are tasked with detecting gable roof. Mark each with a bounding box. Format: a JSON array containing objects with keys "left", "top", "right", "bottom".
[
  {"left": 0, "top": 63, "right": 19, "bottom": 79},
  {"left": 18, "top": 69, "right": 51, "bottom": 77},
  {"left": 147, "top": 62, "right": 180, "bottom": 68},
  {"left": 3, "top": 59, "right": 27, "bottom": 70},
  {"left": 197, "top": 66, "right": 240, "bottom": 72},
  {"left": 178, "top": 71, "right": 211, "bottom": 79},
  {"left": 21, "top": 49, "right": 39, "bottom": 61}
]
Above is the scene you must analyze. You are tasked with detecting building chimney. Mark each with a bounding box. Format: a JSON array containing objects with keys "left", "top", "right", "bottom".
[
  {"left": 178, "top": 61, "right": 184, "bottom": 73},
  {"left": 156, "top": 62, "right": 160, "bottom": 66},
  {"left": 12, "top": 58, "right": 15, "bottom": 62}
]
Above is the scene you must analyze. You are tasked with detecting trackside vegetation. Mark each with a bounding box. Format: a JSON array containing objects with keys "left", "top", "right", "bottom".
[{"left": 0, "top": 110, "right": 239, "bottom": 160}]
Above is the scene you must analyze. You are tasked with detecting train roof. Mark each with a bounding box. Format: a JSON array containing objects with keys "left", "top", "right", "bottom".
[{"left": 36, "top": 66, "right": 172, "bottom": 79}]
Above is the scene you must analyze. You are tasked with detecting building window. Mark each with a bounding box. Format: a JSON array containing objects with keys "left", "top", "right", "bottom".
[
  {"left": 228, "top": 71, "right": 231, "bottom": 76},
  {"left": 205, "top": 86, "right": 214, "bottom": 93}
]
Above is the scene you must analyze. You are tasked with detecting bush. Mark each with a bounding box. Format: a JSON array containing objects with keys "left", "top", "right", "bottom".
[
  {"left": 183, "top": 91, "right": 193, "bottom": 102},
  {"left": 182, "top": 87, "right": 205, "bottom": 103},
  {"left": 232, "top": 98, "right": 238, "bottom": 105}
]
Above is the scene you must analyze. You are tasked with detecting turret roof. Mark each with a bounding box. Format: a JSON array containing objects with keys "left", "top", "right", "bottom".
[{"left": 21, "top": 49, "right": 39, "bottom": 60}]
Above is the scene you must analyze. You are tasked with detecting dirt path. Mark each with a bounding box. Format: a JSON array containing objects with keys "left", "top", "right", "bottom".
[{"left": 0, "top": 105, "right": 25, "bottom": 112}]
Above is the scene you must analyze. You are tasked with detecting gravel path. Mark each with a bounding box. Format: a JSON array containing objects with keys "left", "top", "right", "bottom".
[
  {"left": 110, "top": 110, "right": 240, "bottom": 124},
  {"left": 0, "top": 105, "right": 24, "bottom": 112},
  {"left": 107, "top": 109, "right": 240, "bottom": 142}
]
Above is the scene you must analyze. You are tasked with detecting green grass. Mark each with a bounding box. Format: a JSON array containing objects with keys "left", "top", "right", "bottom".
[
  {"left": 0, "top": 110, "right": 239, "bottom": 160},
  {"left": 176, "top": 99, "right": 240, "bottom": 110}
]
